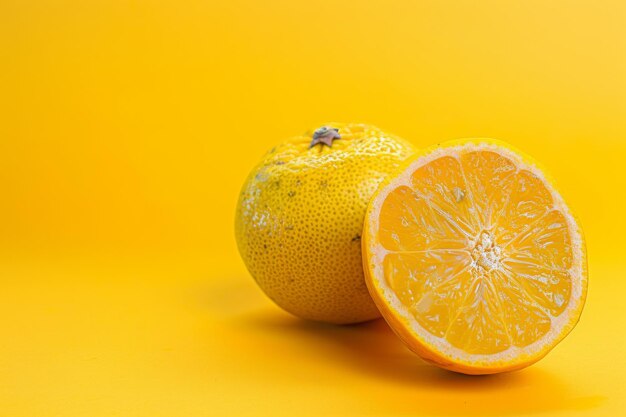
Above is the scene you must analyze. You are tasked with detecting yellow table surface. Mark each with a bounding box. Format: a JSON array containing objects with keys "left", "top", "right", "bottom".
[
  {"left": 0, "top": 257, "right": 624, "bottom": 416},
  {"left": 2, "top": 0, "right": 626, "bottom": 415}
]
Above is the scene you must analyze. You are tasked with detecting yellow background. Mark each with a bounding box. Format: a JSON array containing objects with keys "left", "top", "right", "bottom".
[{"left": 1, "top": 0, "right": 625, "bottom": 415}]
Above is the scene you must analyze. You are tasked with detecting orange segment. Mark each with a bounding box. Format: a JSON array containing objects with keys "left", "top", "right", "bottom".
[
  {"left": 506, "top": 209, "right": 574, "bottom": 270},
  {"left": 363, "top": 139, "right": 587, "bottom": 374},
  {"left": 494, "top": 269, "right": 552, "bottom": 348},
  {"left": 379, "top": 186, "right": 468, "bottom": 251},
  {"left": 459, "top": 150, "right": 517, "bottom": 228},
  {"left": 410, "top": 155, "right": 477, "bottom": 238},
  {"left": 445, "top": 277, "right": 511, "bottom": 354},
  {"left": 495, "top": 169, "right": 554, "bottom": 244},
  {"left": 384, "top": 250, "right": 473, "bottom": 337}
]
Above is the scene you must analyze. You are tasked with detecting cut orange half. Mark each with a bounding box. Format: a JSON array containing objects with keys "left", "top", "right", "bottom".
[{"left": 362, "top": 139, "right": 587, "bottom": 374}]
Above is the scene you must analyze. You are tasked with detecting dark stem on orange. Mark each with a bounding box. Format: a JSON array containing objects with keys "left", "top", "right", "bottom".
[{"left": 309, "top": 126, "right": 340, "bottom": 148}]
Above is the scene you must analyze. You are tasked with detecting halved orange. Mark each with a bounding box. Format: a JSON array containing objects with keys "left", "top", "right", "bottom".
[{"left": 362, "top": 139, "right": 587, "bottom": 374}]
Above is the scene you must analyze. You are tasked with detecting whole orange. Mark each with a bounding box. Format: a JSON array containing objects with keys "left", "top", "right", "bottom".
[{"left": 235, "top": 123, "right": 415, "bottom": 323}]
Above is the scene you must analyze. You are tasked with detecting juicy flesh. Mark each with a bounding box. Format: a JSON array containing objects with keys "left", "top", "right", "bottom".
[{"left": 378, "top": 150, "right": 574, "bottom": 355}]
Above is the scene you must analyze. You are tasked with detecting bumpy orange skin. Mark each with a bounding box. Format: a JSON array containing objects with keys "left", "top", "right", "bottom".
[{"left": 235, "top": 123, "right": 415, "bottom": 324}]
